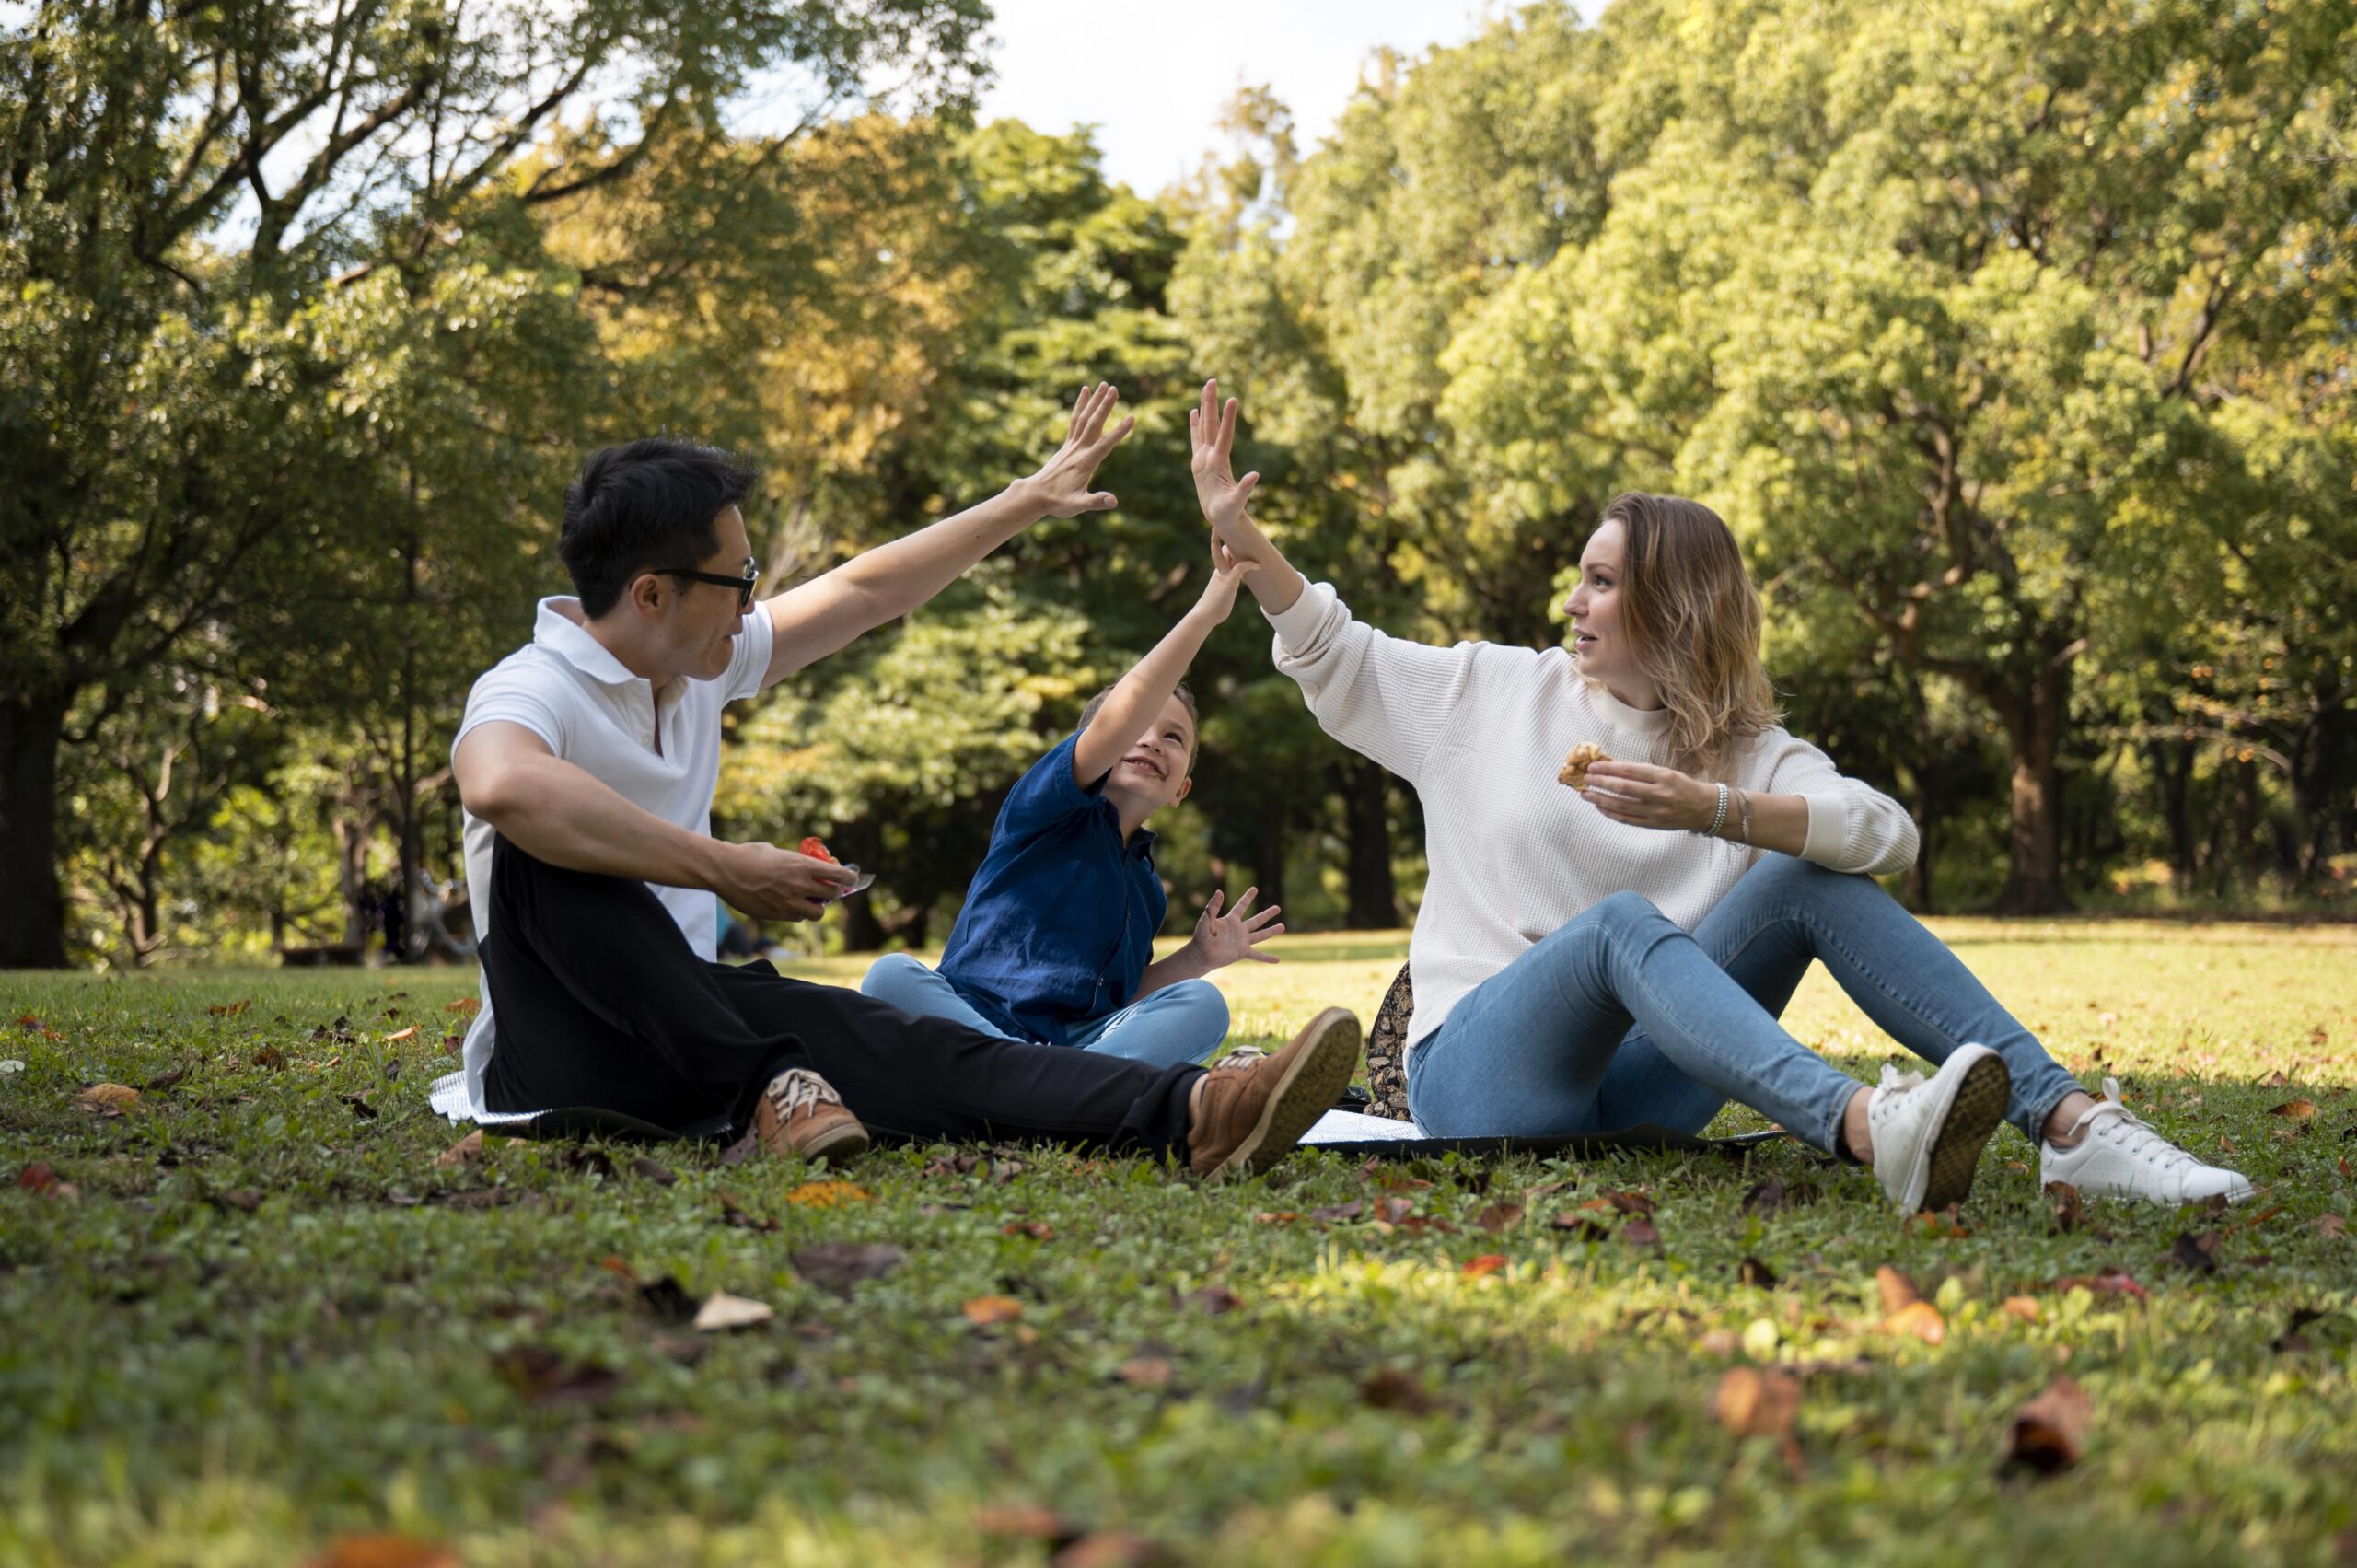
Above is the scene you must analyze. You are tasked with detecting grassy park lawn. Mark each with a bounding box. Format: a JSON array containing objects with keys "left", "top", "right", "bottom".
[{"left": 3, "top": 921, "right": 2352, "bottom": 1565}]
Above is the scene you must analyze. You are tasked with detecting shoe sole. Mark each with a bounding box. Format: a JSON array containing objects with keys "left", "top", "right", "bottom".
[
  {"left": 1916, "top": 1051, "right": 2011, "bottom": 1213},
  {"left": 1213, "top": 1008, "right": 1361, "bottom": 1182},
  {"left": 794, "top": 1120, "right": 872, "bottom": 1163}
]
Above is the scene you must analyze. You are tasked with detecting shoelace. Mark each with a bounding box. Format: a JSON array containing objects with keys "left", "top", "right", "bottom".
[
  {"left": 2059, "top": 1076, "right": 2193, "bottom": 1170},
  {"left": 765, "top": 1068, "right": 842, "bottom": 1121},
  {"left": 1870, "top": 1063, "right": 1924, "bottom": 1114},
  {"left": 1211, "top": 1046, "right": 1270, "bottom": 1074}
]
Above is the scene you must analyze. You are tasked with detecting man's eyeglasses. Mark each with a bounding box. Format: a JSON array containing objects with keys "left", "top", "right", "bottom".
[{"left": 656, "top": 560, "right": 761, "bottom": 612}]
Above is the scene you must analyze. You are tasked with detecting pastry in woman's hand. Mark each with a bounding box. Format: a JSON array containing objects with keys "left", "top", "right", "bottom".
[{"left": 1557, "top": 742, "right": 1610, "bottom": 790}]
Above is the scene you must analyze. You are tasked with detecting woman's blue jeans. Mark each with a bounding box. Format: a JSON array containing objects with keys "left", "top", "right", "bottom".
[
  {"left": 860, "top": 952, "right": 1230, "bottom": 1072},
  {"left": 1405, "top": 856, "right": 2083, "bottom": 1153}
]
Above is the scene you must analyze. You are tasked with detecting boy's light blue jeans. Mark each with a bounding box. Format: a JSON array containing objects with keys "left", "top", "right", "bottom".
[
  {"left": 860, "top": 953, "right": 1230, "bottom": 1071},
  {"left": 1405, "top": 856, "right": 2083, "bottom": 1154}
]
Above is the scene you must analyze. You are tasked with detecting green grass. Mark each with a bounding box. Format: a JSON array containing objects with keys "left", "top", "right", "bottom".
[{"left": 3, "top": 922, "right": 2352, "bottom": 1566}]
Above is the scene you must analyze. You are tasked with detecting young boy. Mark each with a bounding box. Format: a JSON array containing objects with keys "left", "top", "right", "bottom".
[{"left": 862, "top": 544, "right": 1285, "bottom": 1069}]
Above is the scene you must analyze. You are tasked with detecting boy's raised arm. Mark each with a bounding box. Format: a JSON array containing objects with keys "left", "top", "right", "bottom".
[{"left": 1072, "top": 543, "right": 1256, "bottom": 788}]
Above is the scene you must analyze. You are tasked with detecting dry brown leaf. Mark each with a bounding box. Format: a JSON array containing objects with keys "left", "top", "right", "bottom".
[
  {"left": 2003, "top": 1296, "right": 2044, "bottom": 1324},
  {"left": 2169, "top": 1230, "right": 2223, "bottom": 1273},
  {"left": 962, "top": 1295, "right": 1025, "bottom": 1327},
  {"left": 1875, "top": 1265, "right": 1922, "bottom": 1316},
  {"left": 207, "top": 999, "right": 251, "bottom": 1017},
  {"left": 1185, "top": 1284, "right": 1241, "bottom": 1316},
  {"left": 1358, "top": 1366, "right": 1433, "bottom": 1413},
  {"left": 2312, "top": 1214, "right": 2348, "bottom": 1240},
  {"left": 1737, "top": 1256, "right": 1780, "bottom": 1289},
  {"left": 1117, "top": 1356, "right": 1176, "bottom": 1388},
  {"left": 384, "top": 1026, "right": 419, "bottom": 1043},
  {"left": 2006, "top": 1374, "right": 2093, "bottom": 1474},
  {"left": 1885, "top": 1301, "right": 1947, "bottom": 1344},
  {"left": 2046, "top": 1180, "right": 2084, "bottom": 1232},
  {"left": 692, "top": 1291, "right": 774, "bottom": 1332},
  {"left": 2268, "top": 1098, "right": 2318, "bottom": 1121},
  {"left": 434, "top": 1131, "right": 484, "bottom": 1169},
  {"left": 1052, "top": 1531, "right": 1163, "bottom": 1568},
  {"left": 1713, "top": 1365, "right": 1801, "bottom": 1440},
  {"left": 75, "top": 1083, "right": 141, "bottom": 1114},
  {"left": 304, "top": 1536, "right": 458, "bottom": 1568},
  {"left": 1461, "top": 1253, "right": 1508, "bottom": 1279},
  {"left": 1475, "top": 1202, "right": 1526, "bottom": 1234},
  {"left": 445, "top": 996, "right": 480, "bottom": 1016},
  {"left": 1620, "top": 1218, "right": 1663, "bottom": 1248}
]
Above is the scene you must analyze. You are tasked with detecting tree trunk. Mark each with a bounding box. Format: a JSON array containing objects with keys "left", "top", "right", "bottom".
[
  {"left": 832, "top": 818, "right": 886, "bottom": 952},
  {"left": 0, "top": 691, "right": 72, "bottom": 968},
  {"left": 1340, "top": 757, "right": 1397, "bottom": 929},
  {"left": 1990, "top": 661, "right": 2073, "bottom": 914},
  {"left": 1254, "top": 804, "right": 1288, "bottom": 919},
  {"left": 2149, "top": 738, "right": 2196, "bottom": 887}
]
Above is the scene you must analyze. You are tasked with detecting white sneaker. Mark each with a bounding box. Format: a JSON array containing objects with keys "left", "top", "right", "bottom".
[
  {"left": 1865, "top": 1044, "right": 2012, "bottom": 1214},
  {"left": 2039, "top": 1077, "right": 2253, "bottom": 1205}
]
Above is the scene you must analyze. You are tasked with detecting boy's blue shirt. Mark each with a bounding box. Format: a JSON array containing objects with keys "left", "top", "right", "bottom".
[{"left": 935, "top": 732, "right": 1167, "bottom": 1046}]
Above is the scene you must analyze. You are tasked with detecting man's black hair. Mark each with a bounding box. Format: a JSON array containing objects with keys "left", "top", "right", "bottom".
[{"left": 559, "top": 438, "right": 761, "bottom": 618}]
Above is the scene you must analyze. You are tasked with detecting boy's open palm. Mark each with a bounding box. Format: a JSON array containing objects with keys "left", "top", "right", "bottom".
[{"left": 1190, "top": 887, "right": 1284, "bottom": 969}]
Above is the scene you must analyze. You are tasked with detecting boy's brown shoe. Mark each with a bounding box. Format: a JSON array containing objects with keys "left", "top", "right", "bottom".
[
  {"left": 1189, "top": 1007, "right": 1361, "bottom": 1180},
  {"left": 754, "top": 1068, "right": 871, "bottom": 1162}
]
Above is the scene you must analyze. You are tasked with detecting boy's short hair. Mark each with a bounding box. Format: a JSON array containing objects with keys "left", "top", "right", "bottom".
[
  {"left": 1079, "top": 681, "right": 1201, "bottom": 776},
  {"left": 560, "top": 437, "right": 761, "bottom": 617}
]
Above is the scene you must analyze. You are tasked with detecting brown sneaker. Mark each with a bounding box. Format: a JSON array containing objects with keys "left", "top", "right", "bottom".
[
  {"left": 1188, "top": 1008, "right": 1361, "bottom": 1180},
  {"left": 754, "top": 1068, "right": 870, "bottom": 1162}
]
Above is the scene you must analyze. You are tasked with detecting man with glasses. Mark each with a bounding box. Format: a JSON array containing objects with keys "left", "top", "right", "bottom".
[{"left": 439, "top": 387, "right": 1361, "bottom": 1177}]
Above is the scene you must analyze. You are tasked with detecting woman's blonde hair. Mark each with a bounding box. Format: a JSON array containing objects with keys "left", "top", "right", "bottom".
[{"left": 1594, "top": 493, "right": 1782, "bottom": 779}]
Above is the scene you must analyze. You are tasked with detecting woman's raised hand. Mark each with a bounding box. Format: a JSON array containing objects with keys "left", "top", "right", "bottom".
[
  {"left": 1189, "top": 378, "right": 1260, "bottom": 536},
  {"left": 1580, "top": 760, "right": 1723, "bottom": 833}
]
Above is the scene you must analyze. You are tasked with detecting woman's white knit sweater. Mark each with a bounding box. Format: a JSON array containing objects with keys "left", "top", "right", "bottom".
[{"left": 1266, "top": 582, "right": 1919, "bottom": 1056}]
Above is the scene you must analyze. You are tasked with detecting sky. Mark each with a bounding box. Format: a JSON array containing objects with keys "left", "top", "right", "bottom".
[{"left": 967, "top": 0, "right": 1590, "bottom": 196}]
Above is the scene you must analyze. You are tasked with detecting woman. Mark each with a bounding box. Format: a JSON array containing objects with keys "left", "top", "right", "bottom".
[{"left": 1189, "top": 380, "right": 2247, "bottom": 1213}]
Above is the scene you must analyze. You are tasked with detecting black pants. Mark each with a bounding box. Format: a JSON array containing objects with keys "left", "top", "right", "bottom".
[{"left": 478, "top": 836, "right": 1200, "bottom": 1156}]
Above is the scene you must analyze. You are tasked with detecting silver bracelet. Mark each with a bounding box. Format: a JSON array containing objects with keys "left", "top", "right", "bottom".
[{"left": 1702, "top": 782, "right": 1729, "bottom": 838}]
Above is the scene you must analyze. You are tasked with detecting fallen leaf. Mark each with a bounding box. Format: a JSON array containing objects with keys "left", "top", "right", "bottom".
[
  {"left": 1741, "top": 1176, "right": 1789, "bottom": 1214},
  {"left": 1461, "top": 1253, "right": 1509, "bottom": 1279},
  {"left": 440, "top": 1035, "right": 463, "bottom": 1057},
  {"left": 2219, "top": 1133, "right": 2235, "bottom": 1154},
  {"left": 2256, "top": 1068, "right": 2291, "bottom": 1087},
  {"left": 210, "top": 1189, "right": 262, "bottom": 1213},
  {"left": 596, "top": 1255, "right": 640, "bottom": 1282},
  {"left": 2002, "top": 1296, "right": 2044, "bottom": 1324},
  {"left": 207, "top": 1000, "right": 251, "bottom": 1017},
  {"left": 142, "top": 1066, "right": 188, "bottom": 1091},
  {"left": 2169, "top": 1230, "right": 2223, "bottom": 1273},
  {"left": 492, "top": 1346, "right": 623, "bottom": 1406},
  {"left": 1875, "top": 1266, "right": 1922, "bottom": 1316},
  {"left": 2270, "top": 1308, "right": 2356, "bottom": 1356},
  {"left": 342, "top": 1092, "right": 377, "bottom": 1120},
  {"left": 1052, "top": 1531, "right": 1162, "bottom": 1568},
  {"left": 1713, "top": 1365, "right": 1800, "bottom": 1440},
  {"left": 1003, "top": 1220, "right": 1054, "bottom": 1239},
  {"left": 17, "top": 1162, "right": 77, "bottom": 1200},
  {"left": 1602, "top": 1189, "right": 1656, "bottom": 1217},
  {"left": 2269, "top": 1098, "right": 2317, "bottom": 1121},
  {"left": 13, "top": 1014, "right": 39, "bottom": 1029},
  {"left": 715, "top": 1194, "right": 777, "bottom": 1232},
  {"left": 791, "top": 1242, "right": 905, "bottom": 1293},
  {"left": 1309, "top": 1200, "right": 1364, "bottom": 1223},
  {"left": 304, "top": 1536, "right": 459, "bottom": 1568},
  {"left": 1117, "top": 1356, "right": 1176, "bottom": 1388},
  {"left": 2052, "top": 1270, "right": 2149, "bottom": 1300},
  {"left": 251, "top": 1045, "right": 287, "bottom": 1071},
  {"left": 692, "top": 1291, "right": 775, "bottom": 1332},
  {"left": 1376, "top": 1195, "right": 1415, "bottom": 1224},
  {"left": 1737, "top": 1256, "right": 1780, "bottom": 1289},
  {"left": 1620, "top": 1218, "right": 1663, "bottom": 1249},
  {"left": 628, "top": 1156, "right": 676, "bottom": 1185},
  {"left": 75, "top": 1083, "right": 141, "bottom": 1114},
  {"left": 2046, "top": 1181, "right": 2084, "bottom": 1232},
  {"left": 963, "top": 1295, "right": 1025, "bottom": 1327},
  {"left": 1358, "top": 1366, "right": 1433, "bottom": 1413},
  {"left": 2311, "top": 1214, "right": 2347, "bottom": 1240},
  {"left": 1186, "top": 1284, "right": 1241, "bottom": 1316},
  {"left": 1550, "top": 1211, "right": 1610, "bottom": 1241},
  {"left": 1474, "top": 1202, "right": 1526, "bottom": 1234},
  {"left": 2006, "top": 1374, "right": 2092, "bottom": 1475},
  {"left": 1252, "top": 1210, "right": 1300, "bottom": 1225},
  {"left": 445, "top": 996, "right": 480, "bottom": 1016},
  {"left": 435, "top": 1132, "right": 484, "bottom": 1169},
  {"left": 384, "top": 1026, "right": 418, "bottom": 1043},
  {"left": 784, "top": 1179, "right": 873, "bottom": 1208},
  {"left": 1885, "top": 1301, "right": 1946, "bottom": 1343}
]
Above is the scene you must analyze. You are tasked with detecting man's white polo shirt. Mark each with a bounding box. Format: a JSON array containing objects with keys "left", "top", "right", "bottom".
[{"left": 435, "top": 596, "right": 772, "bottom": 1122}]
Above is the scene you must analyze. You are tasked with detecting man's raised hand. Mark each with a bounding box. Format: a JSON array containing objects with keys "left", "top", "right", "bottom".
[
  {"left": 717, "top": 842, "right": 857, "bottom": 923},
  {"left": 1189, "top": 886, "right": 1284, "bottom": 970},
  {"left": 1023, "top": 382, "right": 1136, "bottom": 519}
]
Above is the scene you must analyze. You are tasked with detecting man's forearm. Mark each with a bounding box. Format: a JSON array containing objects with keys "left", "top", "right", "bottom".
[
  {"left": 835, "top": 481, "right": 1043, "bottom": 622},
  {"left": 470, "top": 750, "right": 731, "bottom": 892}
]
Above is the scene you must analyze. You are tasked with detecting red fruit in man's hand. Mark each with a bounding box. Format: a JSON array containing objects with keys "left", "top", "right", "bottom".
[{"left": 798, "top": 836, "right": 838, "bottom": 864}]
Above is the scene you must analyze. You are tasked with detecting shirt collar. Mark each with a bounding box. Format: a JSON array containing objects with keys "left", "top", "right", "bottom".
[{"left": 533, "top": 598, "right": 643, "bottom": 687}]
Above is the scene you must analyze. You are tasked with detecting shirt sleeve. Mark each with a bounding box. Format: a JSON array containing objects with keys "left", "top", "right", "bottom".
[
  {"left": 1757, "top": 731, "right": 1920, "bottom": 876},
  {"left": 453, "top": 659, "right": 573, "bottom": 761},
  {"left": 1265, "top": 581, "right": 1482, "bottom": 787},
  {"left": 722, "top": 604, "right": 775, "bottom": 703},
  {"left": 995, "top": 734, "right": 1099, "bottom": 841}
]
